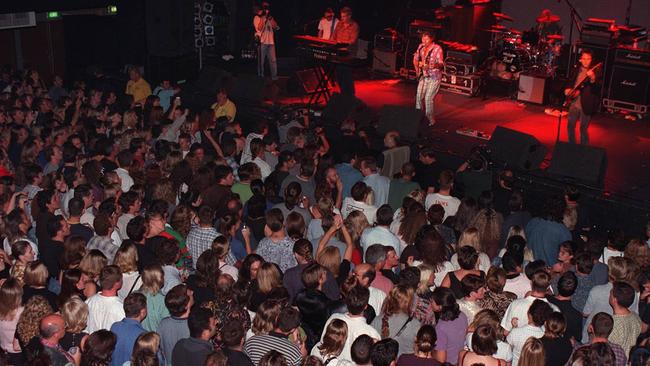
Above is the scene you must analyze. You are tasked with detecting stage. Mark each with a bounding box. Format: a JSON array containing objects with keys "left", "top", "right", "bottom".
[{"left": 280, "top": 77, "right": 650, "bottom": 203}]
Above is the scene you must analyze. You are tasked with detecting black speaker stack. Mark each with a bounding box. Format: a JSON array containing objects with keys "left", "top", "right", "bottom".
[{"left": 602, "top": 48, "right": 650, "bottom": 117}]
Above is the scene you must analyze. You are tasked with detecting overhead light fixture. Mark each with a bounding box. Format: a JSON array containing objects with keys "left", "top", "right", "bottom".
[
  {"left": 47, "top": 11, "right": 60, "bottom": 19},
  {"left": 204, "top": 25, "right": 214, "bottom": 35},
  {"left": 203, "top": 2, "right": 214, "bottom": 13},
  {"left": 202, "top": 14, "right": 213, "bottom": 25}
]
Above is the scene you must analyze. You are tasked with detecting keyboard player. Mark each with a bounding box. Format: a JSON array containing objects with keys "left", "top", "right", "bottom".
[{"left": 331, "top": 6, "right": 359, "bottom": 96}]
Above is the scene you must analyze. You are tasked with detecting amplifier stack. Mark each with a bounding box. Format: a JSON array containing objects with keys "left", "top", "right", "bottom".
[{"left": 603, "top": 47, "right": 650, "bottom": 116}]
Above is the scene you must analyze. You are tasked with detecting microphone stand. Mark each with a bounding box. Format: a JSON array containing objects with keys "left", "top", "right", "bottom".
[{"left": 559, "top": 0, "right": 583, "bottom": 77}]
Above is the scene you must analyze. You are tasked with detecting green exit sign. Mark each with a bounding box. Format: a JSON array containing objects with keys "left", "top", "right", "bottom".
[
  {"left": 47, "top": 11, "right": 60, "bottom": 19},
  {"left": 107, "top": 5, "right": 117, "bottom": 14}
]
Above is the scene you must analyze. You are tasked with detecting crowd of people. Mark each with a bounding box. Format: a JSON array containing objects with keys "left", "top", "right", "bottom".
[{"left": 0, "top": 64, "right": 649, "bottom": 366}]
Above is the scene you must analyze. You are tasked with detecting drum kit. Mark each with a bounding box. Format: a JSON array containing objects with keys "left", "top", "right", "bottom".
[{"left": 485, "top": 11, "right": 564, "bottom": 81}]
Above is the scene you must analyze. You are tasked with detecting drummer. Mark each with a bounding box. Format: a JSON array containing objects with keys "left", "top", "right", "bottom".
[{"left": 536, "top": 9, "right": 561, "bottom": 38}]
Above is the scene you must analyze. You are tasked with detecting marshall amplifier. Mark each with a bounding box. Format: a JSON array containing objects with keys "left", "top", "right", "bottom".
[
  {"left": 440, "top": 72, "right": 480, "bottom": 96},
  {"left": 614, "top": 47, "right": 650, "bottom": 68},
  {"left": 603, "top": 64, "right": 650, "bottom": 114}
]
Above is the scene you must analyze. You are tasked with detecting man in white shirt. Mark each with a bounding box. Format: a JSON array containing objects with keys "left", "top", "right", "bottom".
[
  {"left": 425, "top": 170, "right": 460, "bottom": 220},
  {"left": 321, "top": 286, "right": 380, "bottom": 361},
  {"left": 353, "top": 264, "right": 386, "bottom": 316},
  {"left": 116, "top": 192, "right": 140, "bottom": 240},
  {"left": 115, "top": 150, "right": 134, "bottom": 193},
  {"left": 318, "top": 8, "right": 338, "bottom": 40},
  {"left": 241, "top": 121, "right": 268, "bottom": 164},
  {"left": 501, "top": 270, "right": 558, "bottom": 332},
  {"left": 341, "top": 181, "right": 377, "bottom": 224},
  {"left": 361, "top": 156, "right": 390, "bottom": 207},
  {"left": 250, "top": 138, "right": 272, "bottom": 180},
  {"left": 502, "top": 251, "right": 531, "bottom": 299},
  {"left": 253, "top": 2, "right": 280, "bottom": 80},
  {"left": 507, "top": 299, "right": 554, "bottom": 366},
  {"left": 85, "top": 265, "right": 125, "bottom": 333},
  {"left": 359, "top": 205, "right": 401, "bottom": 255}
]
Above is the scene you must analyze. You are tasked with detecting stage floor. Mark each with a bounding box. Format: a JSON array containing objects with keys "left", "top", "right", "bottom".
[{"left": 282, "top": 78, "right": 650, "bottom": 202}]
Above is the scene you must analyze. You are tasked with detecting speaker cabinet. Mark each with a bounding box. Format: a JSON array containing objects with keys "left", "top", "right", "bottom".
[
  {"left": 517, "top": 74, "right": 548, "bottom": 104},
  {"left": 487, "top": 126, "right": 547, "bottom": 170},
  {"left": 373, "top": 50, "right": 400, "bottom": 75},
  {"left": 377, "top": 105, "right": 425, "bottom": 142},
  {"left": 606, "top": 64, "right": 650, "bottom": 106},
  {"left": 548, "top": 142, "right": 607, "bottom": 188}
]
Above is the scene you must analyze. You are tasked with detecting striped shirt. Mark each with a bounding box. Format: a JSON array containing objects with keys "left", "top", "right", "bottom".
[
  {"left": 244, "top": 332, "right": 302, "bottom": 366},
  {"left": 186, "top": 226, "right": 221, "bottom": 268}
]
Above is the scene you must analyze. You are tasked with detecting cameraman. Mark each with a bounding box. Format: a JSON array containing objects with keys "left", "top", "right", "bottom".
[{"left": 253, "top": 1, "right": 280, "bottom": 80}]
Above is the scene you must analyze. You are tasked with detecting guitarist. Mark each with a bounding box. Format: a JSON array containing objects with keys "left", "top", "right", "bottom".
[
  {"left": 413, "top": 32, "right": 444, "bottom": 125},
  {"left": 564, "top": 50, "right": 600, "bottom": 145}
]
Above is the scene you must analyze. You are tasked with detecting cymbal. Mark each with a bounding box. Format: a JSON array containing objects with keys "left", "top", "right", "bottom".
[
  {"left": 482, "top": 28, "right": 505, "bottom": 34},
  {"left": 537, "top": 14, "right": 560, "bottom": 23},
  {"left": 546, "top": 34, "right": 564, "bottom": 40},
  {"left": 492, "top": 24, "right": 507, "bottom": 30},
  {"left": 493, "top": 12, "right": 513, "bottom": 22},
  {"left": 508, "top": 29, "right": 522, "bottom": 35}
]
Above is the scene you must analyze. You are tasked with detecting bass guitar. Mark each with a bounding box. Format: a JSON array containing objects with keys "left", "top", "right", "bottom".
[{"left": 563, "top": 62, "right": 602, "bottom": 108}]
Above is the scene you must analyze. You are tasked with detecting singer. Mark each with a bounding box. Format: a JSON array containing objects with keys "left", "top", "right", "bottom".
[
  {"left": 253, "top": 1, "right": 280, "bottom": 80},
  {"left": 413, "top": 31, "right": 444, "bottom": 125}
]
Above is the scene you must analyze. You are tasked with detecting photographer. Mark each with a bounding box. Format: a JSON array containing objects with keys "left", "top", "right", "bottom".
[{"left": 253, "top": 1, "right": 280, "bottom": 80}]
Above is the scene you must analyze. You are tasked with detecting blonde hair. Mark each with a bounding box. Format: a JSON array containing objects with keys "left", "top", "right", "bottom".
[
  {"left": 506, "top": 225, "right": 526, "bottom": 241},
  {"left": 563, "top": 206, "right": 578, "bottom": 231},
  {"left": 113, "top": 243, "right": 139, "bottom": 273},
  {"left": 17, "top": 295, "right": 53, "bottom": 345},
  {"left": 458, "top": 227, "right": 481, "bottom": 251},
  {"left": 416, "top": 264, "right": 434, "bottom": 295},
  {"left": 152, "top": 178, "right": 176, "bottom": 205},
  {"left": 624, "top": 239, "right": 650, "bottom": 270},
  {"left": 0, "top": 278, "right": 23, "bottom": 320},
  {"left": 469, "top": 309, "right": 505, "bottom": 341},
  {"left": 317, "top": 246, "right": 342, "bottom": 278},
  {"left": 252, "top": 300, "right": 282, "bottom": 335},
  {"left": 24, "top": 261, "right": 49, "bottom": 287},
  {"left": 608, "top": 257, "right": 640, "bottom": 291},
  {"left": 381, "top": 285, "right": 414, "bottom": 338},
  {"left": 518, "top": 337, "right": 545, "bottom": 366},
  {"left": 344, "top": 210, "right": 369, "bottom": 244},
  {"left": 139, "top": 265, "right": 164, "bottom": 295},
  {"left": 318, "top": 319, "right": 347, "bottom": 357},
  {"left": 470, "top": 209, "right": 502, "bottom": 255},
  {"left": 256, "top": 263, "right": 281, "bottom": 294},
  {"left": 61, "top": 295, "right": 89, "bottom": 333},
  {"left": 79, "top": 250, "right": 108, "bottom": 280},
  {"left": 407, "top": 189, "right": 426, "bottom": 205}
]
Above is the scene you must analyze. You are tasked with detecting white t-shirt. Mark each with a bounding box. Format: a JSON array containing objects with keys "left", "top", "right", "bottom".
[
  {"left": 252, "top": 157, "right": 272, "bottom": 180},
  {"left": 341, "top": 197, "right": 377, "bottom": 224},
  {"left": 465, "top": 333, "right": 513, "bottom": 362},
  {"left": 85, "top": 293, "right": 125, "bottom": 333},
  {"left": 507, "top": 324, "right": 544, "bottom": 366},
  {"left": 321, "top": 313, "right": 380, "bottom": 361},
  {"left": 503, "top": 273, "right": 532, "bottom": 299},
  {"left": 115, "top": 167, "right": 134, "bottom": 193},
  {"left": 253, "top": 15, "right": 276, "bottom": 45},
  {"left": 318, "top": 18, "right": 339, "bottom": 40},
  {"left": 450, "top": 251, "right": 491, "bottom": 273},
  {"left": 219, "top": 261, "right": 239, "bottom": 282},
  {"left": 118, "top": 271, "right": 143, "bottom": 301},
  {"left": 425, "top": 193, "right": 461, "bottom": 220},
  {"left": 600, "top": 247, "right": 624, "bottom": 264},
  {"left": 500, "top": 296, "right": 559, "bottom": 332},
  {"left": 367, "top": 286, "right": 386, "bottom": 316}
]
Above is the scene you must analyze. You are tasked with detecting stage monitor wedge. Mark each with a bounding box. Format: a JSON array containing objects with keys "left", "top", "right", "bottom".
[
  {"left": 377, "top": 105, "right": 425, "bottom": 142},
  {"left": 548, "top": 142, "right": 607, "bottom": 188},
  {"left": 487, "top": 126, "right": 547, "bottom": 171}
]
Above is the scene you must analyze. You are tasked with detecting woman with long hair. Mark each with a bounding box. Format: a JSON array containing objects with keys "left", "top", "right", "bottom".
[
  {"left": 458, "top": 324, "right": 506, "bottom": 366},
  {"left": 470, "top": 206, "right": 503, "bottom": 259},
  {"left": 446, "top": 197, "right": 478, "bottom": 237},
  {"left": 540, "top": 312, "right": 572, "bottom": 366},
  {"left": 397, "top": 203, "right": 428, "bottom": 248},
  {"left": 3, "top": 208, "right": 37, "bottom": 260},
  {"left": 343, "top": 210, "right": 368, "bottom": 265},
  {"left": 310, "top": 319, "right": 347, "bottom": 364},
  {"left": 251, "top": 300, "right": 283, "bottom": 336},
  {"left": 219, "top": 213, "right": 250, "bottom": 261},
  {"left": 450, "top": 228, "right": 491, "bottom": 272},
  {"left": 518, "top": 337, "right": 545, "bottom": 366},
  {"left": 0, "top": 279, "right": 24, "bottom": 364},
  {"left": 249, "top": 263, "right": 285, "bottom": 312},
  {"left": 286, "top": 211, "right": 306, "bottom": 241},
  {"left": 81, "top": 329, "right": 117, "bottom": 366},
  {"left": 396, "top": 325, "right": 438, "bottom": 365},
  {"left": 273, "top": 182, "right": 311, "bottom": 226},
  {"left": 412, "top": 264, "right": 437, "bottom": 326},
  {"left": 16, "top": 295, "right": 53, "bottom": 349},
  {"left": 137, "top": 264, "right": 170, "bottom": 332},
  {"left": 371, "top": 285, "right": 422, "bottom": 356},
  {"left": 58, "top": 268, "right": 96, "bottom": 306},
  {"left": 78, "top": 249, "right": 108, "bottom": 285},
  {"left": 415, "top": 227, "right": 454, "bottom": 288},
  {"left": 237, "top": 254, "right": 264, "bottom": 288},
  {"left": 186, "top": 249, "right": 221, "bottom": 306},
  {"left": 9, "top": 240, "right": 35, "bottom": 285},
  {"left": 212, "top": 236, "right": 239, "bottom": 281},
  {"left": 60, "top": 295, "right": 89, "bottom": 351},
  {"left": 114, "top": 243, "right": 143, "bottom": 300},
  {"left": 60, "top": 235, "right": 87, "bottom": 273},
  {"left": 128, "top": 332, "right": 161, "bottom": 366},
  {"left": 431, "top": 287, "right": 467, "bottom": 364}
]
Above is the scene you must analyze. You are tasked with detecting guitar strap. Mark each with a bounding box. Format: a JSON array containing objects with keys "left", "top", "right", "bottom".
[{"left": 419, "top": 45, "right": 435, "bottom": 79}]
